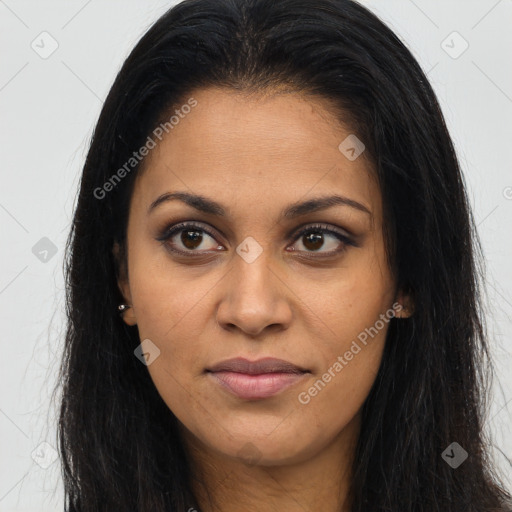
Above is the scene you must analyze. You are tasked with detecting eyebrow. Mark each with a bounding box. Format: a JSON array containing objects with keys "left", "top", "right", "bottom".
[{"left": 147, "top": 191, "right": 372, "bottom": 220}]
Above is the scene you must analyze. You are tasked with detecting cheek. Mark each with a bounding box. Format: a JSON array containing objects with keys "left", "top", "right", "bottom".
[
  {"left": 130, "top": 264, "right": 213, "bottom": 419},
  {"left": 293, "top": 300, "right": 391, "bottom": 447},
  {"left": 292, "top": 338, "right": 385, "bottom": 453},
  {"left": 298, "top": 251, "right": 394, "bottom": 355},
  {"left": 309, "top": 326, "right": 390, "bottom": 430},
  {"left": 128, "top": 252, "right": 217, "bottom": 371},
  {"left": 290, "top": 249, "right": 392, "bottom": 419}
]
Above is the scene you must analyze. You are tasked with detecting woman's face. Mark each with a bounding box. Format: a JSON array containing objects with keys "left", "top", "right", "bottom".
[{"left": 116, "top": 86, "right": 410, "bottom": 466}]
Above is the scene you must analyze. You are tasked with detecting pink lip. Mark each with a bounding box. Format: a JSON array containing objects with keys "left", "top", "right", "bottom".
[{"left": 206, "top": 357, "right": 309, "bottom": 400}]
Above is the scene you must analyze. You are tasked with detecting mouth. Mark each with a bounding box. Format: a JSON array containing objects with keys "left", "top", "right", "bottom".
[{"left": 206, "top": 357, "right": 310, "bottom": 400}]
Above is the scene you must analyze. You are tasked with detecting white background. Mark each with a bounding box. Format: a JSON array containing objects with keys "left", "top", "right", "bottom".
[{"left": 0, "top": 1, "right": 511, "bottom": 510}]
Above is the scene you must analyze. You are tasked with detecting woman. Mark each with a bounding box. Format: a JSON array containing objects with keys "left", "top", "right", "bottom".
[{"left": 57, "top": 0, "right": 512, "bottom": 510}]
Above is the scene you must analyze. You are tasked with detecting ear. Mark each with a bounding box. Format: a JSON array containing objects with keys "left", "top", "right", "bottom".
[
  {"left": 393, "top": 288, "right": 414, "bottom": 319},
  {"left": 112, "top": 241, "right": 137, "bottom": 326}
]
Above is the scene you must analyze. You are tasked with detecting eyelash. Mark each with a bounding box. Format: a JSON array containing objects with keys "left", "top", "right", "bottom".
[{"left": 156, "top": 221, "right": 356, "bottom": 259}]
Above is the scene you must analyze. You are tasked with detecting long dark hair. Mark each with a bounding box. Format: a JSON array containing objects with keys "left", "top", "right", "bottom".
[{"left": 56, "top": 0, "right": 512, "bottom": 510}]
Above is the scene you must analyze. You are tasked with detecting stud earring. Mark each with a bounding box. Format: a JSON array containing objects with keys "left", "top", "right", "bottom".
[{"left": 118, "top": 304, "right": 132, "bottom": 315}]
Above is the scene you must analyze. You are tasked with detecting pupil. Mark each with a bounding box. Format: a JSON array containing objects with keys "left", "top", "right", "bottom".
[
  {"left": 304, "top": 232, "right": 323, "bottom": 251},
  {"left": 182, "top": 230, "right": 203, "bottom": 249}
]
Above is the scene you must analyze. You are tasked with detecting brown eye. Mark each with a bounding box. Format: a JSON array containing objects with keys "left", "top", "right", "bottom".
[
  {"left": 157, "top": 222, "right": 222, "bottom": 255},
  {"left": 289, "top": 224, "right": 355, "bottom": 256},
  {"left": 181, "top": 228, "right": 204, "bottom": 250},
  {"left": 302, "top": 232, "right": 324, "bottom": 251}
]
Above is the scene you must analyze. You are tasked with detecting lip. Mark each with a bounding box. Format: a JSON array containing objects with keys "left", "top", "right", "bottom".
[
  {"left": 206, "top": 357, "right": 310, "bottom": 400},
  {"left": 207, "top": 357, "right": 308, "bottom": 375}
]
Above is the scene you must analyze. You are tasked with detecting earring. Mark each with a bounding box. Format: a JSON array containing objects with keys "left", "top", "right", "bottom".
[{"left": 118, "top": 304, "right": 132, "bottom": 315}]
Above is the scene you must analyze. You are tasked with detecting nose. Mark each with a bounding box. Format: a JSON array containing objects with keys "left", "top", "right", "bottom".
[{"left": 215, "top": 250, "right": 293, "bottom": 337}]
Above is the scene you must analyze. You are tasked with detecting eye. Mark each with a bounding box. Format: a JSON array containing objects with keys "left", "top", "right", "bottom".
[
  {"left": 156, "top": 222, "right": 223, "bottom": 257},
  {"left": 156, "top": 221, "right": 355, "bottom": 258},
  {"left": 288, "top": 223, "right": 354, "bottom": 256}
]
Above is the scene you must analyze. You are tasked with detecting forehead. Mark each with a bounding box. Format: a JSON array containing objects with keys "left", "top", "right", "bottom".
[{"left": 131, "top": 86, "right": 380, "bottom": 224}]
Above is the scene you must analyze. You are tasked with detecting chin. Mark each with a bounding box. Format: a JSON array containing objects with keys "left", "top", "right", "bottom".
[{"left": 208, "top": 428, "right": 320, "bottom": 467}]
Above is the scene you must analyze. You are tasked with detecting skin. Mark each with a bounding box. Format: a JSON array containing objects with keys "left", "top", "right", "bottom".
[{"left": 114, "top": 86, "right": 413, "bottom": 512}]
